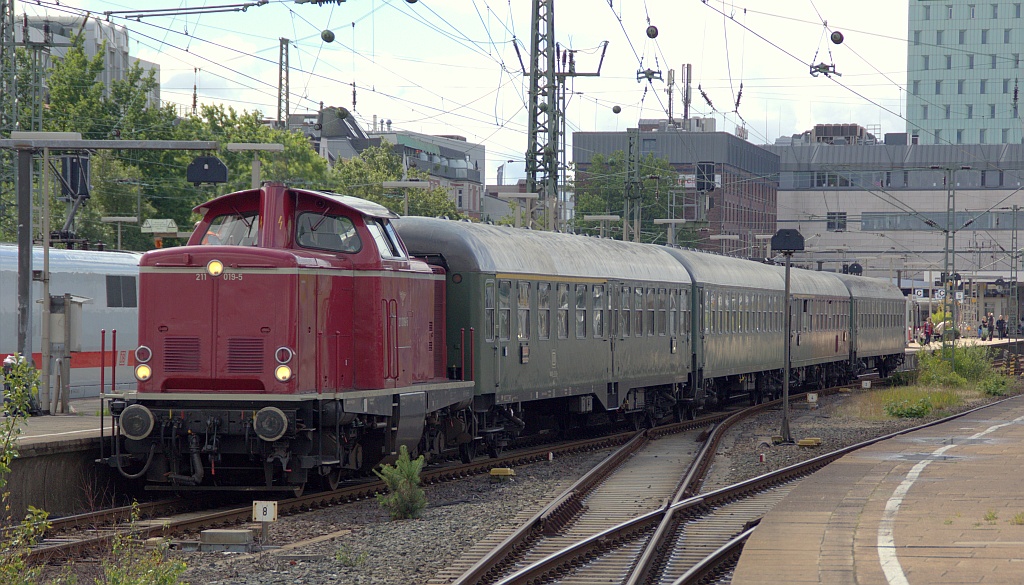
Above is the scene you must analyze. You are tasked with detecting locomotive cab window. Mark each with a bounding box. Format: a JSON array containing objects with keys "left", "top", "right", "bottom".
[
  {"left": 366, "top": 219, "right": 406, "bottom": 259},
  {"left": 202, "top": 211, "right": 260, "bottom": 246},
  {"left": 296, "top": 212, "right": 361, "bottom": 253}
]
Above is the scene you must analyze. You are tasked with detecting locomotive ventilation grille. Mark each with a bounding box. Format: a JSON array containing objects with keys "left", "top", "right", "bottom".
[
  {"left": 163, "top": 337, "right": 201, "bottom": 372},
  {"left": 227, "top": 337, "right": 264, "bottom": 373}
]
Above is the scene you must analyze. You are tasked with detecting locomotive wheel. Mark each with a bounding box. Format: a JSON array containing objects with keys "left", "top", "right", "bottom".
[
  {"left": 319, "top": 466, "right": 343, "bottom": 491},
  {"left": 487, "top": 440, "right": 503, "bottom": 459},
  {"left": 459, "top": 440, "right": 476, "bottom": 464}
]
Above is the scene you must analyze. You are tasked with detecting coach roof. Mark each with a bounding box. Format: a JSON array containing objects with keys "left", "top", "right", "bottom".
[{"left": 395, "top": 217, "right": 692, "bottom": 283}]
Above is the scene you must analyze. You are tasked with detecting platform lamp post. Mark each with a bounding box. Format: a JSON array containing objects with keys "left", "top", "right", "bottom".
[
  {"left": 225, "top": 143, "right": 285, "bottom": 189},
  {"left": 382, "top": 179, "right": 432, "bottom": 216},
  {"left": 709, "top": 233, "right": 740, "bottom": 255},
  {"left": 772, "top": 228, "right": 805, "bottom": 444}
]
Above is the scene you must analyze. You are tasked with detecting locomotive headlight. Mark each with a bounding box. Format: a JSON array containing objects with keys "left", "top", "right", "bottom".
[
  {"left": 206, "top": 259, "right": 224, "bottom": 277},
  {"left": 274, "top": 364, "right": 292, "bottom": 382},
  {"left": 275, "top": 347, "right": 294, "bottom": 364},
  {"left": 134, "top": 345, "right": 152, "bottom": 364},
  {"left": 120, "top": 404, "right": 155, "bottom": 440},
  {"left": 134, "top": 364, "right": 153, "bottom": 381}
]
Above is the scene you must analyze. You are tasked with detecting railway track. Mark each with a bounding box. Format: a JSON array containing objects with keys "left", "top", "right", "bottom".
[
  {"left": 451, "top": 380, "right": 1019, "bottom": 585},
  {"left": 25, "top": 422, "right": 673, "bottom": 565}
]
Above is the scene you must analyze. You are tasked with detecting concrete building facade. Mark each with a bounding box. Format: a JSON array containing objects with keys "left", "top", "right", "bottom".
[
  {"left": 906, "top": 0, "right": 1024, "bottom": 144},
  {"left": 766, "top": 141, "right": 1024, "bottom": 322},
  {"left": 573, "top": 128, "right": 778, "bottom": 256}
]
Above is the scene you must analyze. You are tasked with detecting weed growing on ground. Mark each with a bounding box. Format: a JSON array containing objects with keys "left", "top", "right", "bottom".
[
  {"left": 374, "top": 445, "right": 427, "bottom": 520},
  {"left": 1010, "top": 512, "right": 1024, "bottom": 525},
  {"left": 985, "top": 509, "right": 999, "bottom": 523},
  {"left": 335, "top": 545, "right": 368, "bottom": 567}
]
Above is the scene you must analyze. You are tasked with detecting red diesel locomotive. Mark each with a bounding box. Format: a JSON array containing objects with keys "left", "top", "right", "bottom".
[{"left": 105, "top": 183, "right": 475, "bottom": 492}]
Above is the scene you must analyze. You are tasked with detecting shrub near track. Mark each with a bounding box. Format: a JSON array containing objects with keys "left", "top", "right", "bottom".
[{"left": 840, "top": 345, "right": 1017, "bottom": 420}]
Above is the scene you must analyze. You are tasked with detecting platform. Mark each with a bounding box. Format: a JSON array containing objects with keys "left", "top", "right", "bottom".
[{"left": 733, "top": 394, "right": 1024, "bottom": 584}]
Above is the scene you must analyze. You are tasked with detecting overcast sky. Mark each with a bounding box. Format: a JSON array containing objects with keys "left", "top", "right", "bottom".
[{"left": 29, "top": 1, "right": 910, "bottom": 183}]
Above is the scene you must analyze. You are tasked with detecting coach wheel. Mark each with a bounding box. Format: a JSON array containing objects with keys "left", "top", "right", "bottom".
[
  {"left": 487, "top": 438, "right": 503, "bottom": 459},
  {"left": 459, "top": 440, "right": 476, "bottom": 464}
]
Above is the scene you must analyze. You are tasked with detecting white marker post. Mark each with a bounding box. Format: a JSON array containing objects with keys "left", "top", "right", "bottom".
[{"left": 253, "top": 500, "right": 278, "bottom": 545}]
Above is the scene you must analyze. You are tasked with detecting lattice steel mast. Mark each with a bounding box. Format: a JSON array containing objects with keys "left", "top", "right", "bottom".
[{"left": 525, "top": 0, "right": 557, "bottom": 231}]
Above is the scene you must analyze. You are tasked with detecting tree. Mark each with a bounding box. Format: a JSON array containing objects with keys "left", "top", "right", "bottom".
[
  {"left": 328, "top": 143, "right": 462, "bottom": 219},
  {"left": 571, "top": 152, "right": 685, "bottom": 244}
]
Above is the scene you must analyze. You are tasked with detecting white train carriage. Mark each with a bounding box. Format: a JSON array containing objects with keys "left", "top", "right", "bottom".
[{"left": 0, "top": 245, "right": 140, "bottom": 398}]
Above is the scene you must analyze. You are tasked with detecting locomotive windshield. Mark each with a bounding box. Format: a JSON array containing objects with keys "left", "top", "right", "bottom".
[
  {"left": 201, "top": 211, "right": 260, "bottom": 246},
  {"left": 296, "top": 212, "right": 362, "bottom": 253}
]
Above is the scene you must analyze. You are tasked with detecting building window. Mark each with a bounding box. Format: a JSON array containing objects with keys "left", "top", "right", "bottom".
[
  {"left": 946, "top": 54, "right": 953, "bottom": 69},
  {"left": 990, "top": 103, "right": 997, "bottom": 118},
  {"left": 945, "top": 104, "right": 952, "bottom": 118},
  {"left": 922, "top": 105, "right": 929, "bottom": 120},
  {"left": 914, "top": 30, "right": 921, "bottom": 45},
  {"left": 924, "top": 4, "right": 931, "bottom": 19},
  {"left": 1006, "top": 29, "right": 1013, "bottom": 43},
  {"left": 913, "top": 80, "right": 920, "bottom": 95},
  {"left": 934, "top": 129, "right": 943, "bottom": 144},
  {"left": 1016, "top": 103, "right": 1021, "bottom": 117},
  {"left": 993, "top": 3, "right": 999, "bottom": 18},
  {"left": 641, "top": 138, "right": 656, "bottom": 154},
  {"left": 982, "top": 29, "right": 989, "bottom": 43},
  {"left": 980, "top": 128, "right": 987, "bottom": 143},
  {"left": 981, "top": 79, "right": 987, "bottom": 94},
  {"left": 827, "top": 212, "right": 848, "bottom": 232},
  {"left": 517, "top": 281, "right": 531, "bottom": 341},
  {"left": 949, "top": 4, "right": 955, "bottom": 17},
  {"left": 1017, "top": 3, "right": 1022, "bottom": 17},
  {"left": 923, "top": 55, "right": 930, "bottom": 70},
  {"left": 968, "top": 104, "right": 974, "bottom": 118},
  {"left": 970, "top": 4, "right": 976, "bottom": 18},
  {"left": 1016, "top": 53, "right": 1022, "bottom": 67},
  {"left": 959, "top": 29, "right": 967, "bottom": 44},
  {"left": 936, "top": 30, "right": 944, "bottom": 44},
  {"left": 991, "top": 54, "right": 998, "bottom": 68},
  {"left": 935, "top": 80, "right": 942, "bottom": 95},
  {"left": 1005, "top": 78, "right": 1012, "bottom": 93},
  {"left": 957, "top": 129, "right": 964, "bottom": 143},
  {"left": 969, "top": 54, "right": 975, "bottom": 69},
  {"left": 958, "top": 79, "right": 966, "bottom": 94},
  {"left": 1003, "top": 128, "right": 1011, "bottom": 142}
]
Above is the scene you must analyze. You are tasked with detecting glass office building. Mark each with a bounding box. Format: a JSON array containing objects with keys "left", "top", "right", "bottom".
[{"left": 907, "top": 1, "right": 1024, "bottom": 144}]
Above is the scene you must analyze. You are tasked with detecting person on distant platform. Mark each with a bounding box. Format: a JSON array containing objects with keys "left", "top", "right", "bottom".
[
  {"left": 923, "top": 320, "right": 933, "bottom": 345},
  {"left": 997, "top": 315, "right": 1007, "bottom": 339},
  {"left": 988, "top": 313, "right": 996, "bottom": 341}
]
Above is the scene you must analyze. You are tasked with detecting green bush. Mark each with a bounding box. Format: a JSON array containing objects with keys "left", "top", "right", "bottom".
[
  {"left": 0, "top": 355, "right": 49, "bottom": 585},
  {"left": 374, "top": 445, "right": 427, "bottom": 520},
  {"left": 884, "top": 397, "right": 933, "bottom": 418},
  {"left": 98, "top": 504, "right": 188, "bottom": 585},
  {"left": 917, "top": 345, "right": 997, "bottom": 388},
  {"left": 888, "top": 370, "right": 916, "bottom": 387},
  {"left": 979, "top": 375, "right": 1009, "bottom": 396}
]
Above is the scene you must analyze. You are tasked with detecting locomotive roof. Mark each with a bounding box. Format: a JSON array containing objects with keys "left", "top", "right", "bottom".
[
  {"left": 661, "top": 247, "right": 785, "bottom": 291},
  {"left": 195, "top": 187, "right": 399, "bottom": 220},
  {"left": 832, "top": 273, "right": 906, "bottom": 301},
  {"left": 394, "top": 217, "right": 692, "bottom": 283},
  {"left": 0, "top": 244, "right": 140, "bottom": 275}
]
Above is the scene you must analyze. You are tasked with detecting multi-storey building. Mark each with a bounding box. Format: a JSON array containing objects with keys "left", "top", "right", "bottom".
[
  {"left": 906, "top": 0, "right": 1024, "bottom": 144},
  {"left": 573, "top": 127, "right": 778, "bottom": 256}
]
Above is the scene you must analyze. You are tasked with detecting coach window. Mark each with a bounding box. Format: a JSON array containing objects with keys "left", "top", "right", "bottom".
[
  {"left": 575, "top": 284, "right": 588, "bottom": 338},
  {"left": 669, "top": 289, "right": 678, "bottom": 336},
  {"left": 646, "top": 288, "right": 656, "bottom": 336},
  {"left": 682, "top": 289, "right": 691, "bottom": 335},
  {"left": 484, "top": 280, "right": 496, "bottom": 341},
  {"left": 518, "top": 282, "right": 531, "bottom": 341},
  {"left": 610, "top": 287, "right": 619, "bottom": 338},
  {"left": 557, "top": 283, "right": 570, "bottom": 339},
  {"left": 593, "top": 285, "right": 606, "bottom": 338},
  {"left": 538, "top": 283, "right": 551, "bottom": 340},
  {"left": 630, "top": 286, "right": 638, "bottom": 336},
  {"left": 621, "top": 286, "right": 632, "bottom": 337},
  {"left": 657, "top": 289, "right": 667, "bottom": 335},
  {"left": 203, "top": 211, "right": 260, "bottom": 246},
  {"left": 498, "top": 280, "right": 512, "bottom": 341},
  {"left": 106, "top": 275, "right": 138, "bottom": 308}
]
